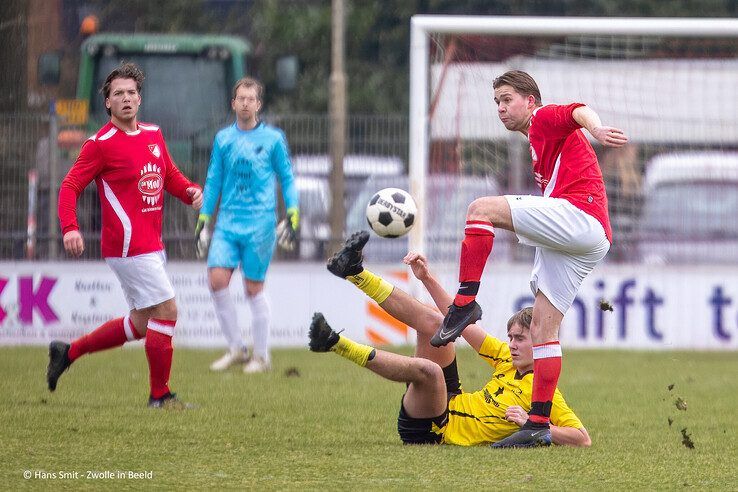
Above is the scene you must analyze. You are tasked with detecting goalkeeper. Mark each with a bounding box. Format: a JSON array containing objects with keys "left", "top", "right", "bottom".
[{"left": 196, "top": 77, "right": 298, "bottom": 373}]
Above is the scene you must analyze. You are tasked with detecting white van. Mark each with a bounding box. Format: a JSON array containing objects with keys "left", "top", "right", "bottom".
[{"left": 637, "top": 152, "right": 738, "bottom": 265}]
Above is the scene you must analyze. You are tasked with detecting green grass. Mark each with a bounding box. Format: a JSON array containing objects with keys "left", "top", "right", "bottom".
[{"left": 1, "top": 347, "right": 736, "bottom": 490}]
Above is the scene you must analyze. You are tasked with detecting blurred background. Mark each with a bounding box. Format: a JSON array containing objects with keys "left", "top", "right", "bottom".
[{"left": 1, "top": 0, "right": 738, "bottom": 266}]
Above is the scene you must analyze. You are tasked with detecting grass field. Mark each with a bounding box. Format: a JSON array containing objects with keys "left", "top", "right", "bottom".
[{"left": 1, "top": 346, "right": 736, "bottom": 490}]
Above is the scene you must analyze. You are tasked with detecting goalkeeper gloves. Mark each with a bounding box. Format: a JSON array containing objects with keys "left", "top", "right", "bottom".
[
  {"left": 195, "top": 213, "right": 211, "bottom": 259},
  {"left": 277, "top": 207, "right": 299, "bottom": 252}
]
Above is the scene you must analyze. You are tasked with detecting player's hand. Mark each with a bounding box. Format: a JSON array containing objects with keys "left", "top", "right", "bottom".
[
  {"left": 195, "top": 214, "right": 211, "bottom": 259},
  {"left": 403, "top": 251, "right": 430, "bottom": 281},
  {"left": 286, "top": 207, "right": 299, "bottom": 230},
  {"left": 277, "top": 207, "right": 299, "bottom": 252},
  {"left": 63, "top": 230, "right": 85, "bottom": 257},
  {"left": 591, "top": 126, "right": 628, "bottom": 148},
  {"left": 505, "top": 405, "right": 529, "bottom": 427},
  {"left": 187, "top": 187, "right": 203, "bottom": 210}
]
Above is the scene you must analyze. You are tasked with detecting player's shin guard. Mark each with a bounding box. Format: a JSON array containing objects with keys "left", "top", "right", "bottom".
[
  {"left": 454, "top": 220, "right": 494, "bottom": 307},
  {"left": 529, "top": 341, "right": 562, "bottom": 426},
  {"left": 67, "top": 316, "right": 142, "bottom": 362},
  {"left": 333, "top": 336, "right": 376, "bottom": 368},
  {"left": 347, "top": 269, "right": 394, "bottom": 304},
  {"left": 145, "top": 319, "right": 175, "bottom": 399}
]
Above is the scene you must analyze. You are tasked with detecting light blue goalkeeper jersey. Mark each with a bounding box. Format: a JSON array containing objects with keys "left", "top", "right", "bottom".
[{"left": 202, "top": 121, "right": 298, "bottom": 234}]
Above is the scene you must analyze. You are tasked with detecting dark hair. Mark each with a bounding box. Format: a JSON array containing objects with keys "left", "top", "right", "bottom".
[
  {"left": 100, "top": 62, "right": 145, "bottom": 116},
  {"left": 232, "top": 76, "right": 264, "bottom": 101},
  {"left": 493, "top": 70, "right": 542, "bottom": 106},
  {"left": 507, "top": 307, "right": 533, "bottom": 332}
]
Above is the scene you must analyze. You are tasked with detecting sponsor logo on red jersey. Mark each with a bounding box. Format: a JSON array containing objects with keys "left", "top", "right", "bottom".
[{"left": 138, "top": 163, "right": 163, "bottom": 206}]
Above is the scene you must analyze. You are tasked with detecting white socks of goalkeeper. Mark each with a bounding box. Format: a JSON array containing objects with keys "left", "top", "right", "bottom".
[
  {"left": 211, "top": 288, "right": 245, "bottom": 353},
  {"left": 247, "top": 291, "right": 271, "bottom": 362}
]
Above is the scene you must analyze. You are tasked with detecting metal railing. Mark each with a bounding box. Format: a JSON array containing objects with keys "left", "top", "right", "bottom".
[{"left": 2, "top": 111, "right": 737, "bottom": 265}]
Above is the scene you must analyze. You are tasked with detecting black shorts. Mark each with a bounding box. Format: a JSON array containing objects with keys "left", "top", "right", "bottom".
[{"left": 397, "top": 358, "right": 462, "bottom": 445}]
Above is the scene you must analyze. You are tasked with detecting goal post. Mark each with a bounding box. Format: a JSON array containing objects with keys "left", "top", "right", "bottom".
[{"left": 408, "top": 15, "right": 738, "bottom": 262}]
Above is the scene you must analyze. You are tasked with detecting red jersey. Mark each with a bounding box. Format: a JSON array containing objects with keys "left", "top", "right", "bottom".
[
  {"left": 59, "top": 121, "right": 199, "bottom": 258},
  {"left": 528, "top": 103, "right": 612, "bottom": 242}
]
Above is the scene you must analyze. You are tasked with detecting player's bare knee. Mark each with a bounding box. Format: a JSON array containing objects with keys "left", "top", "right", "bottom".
[
  {"left": 151, "top": 298, "right": 178, "bottom": 320},
  {"left": 208, "top": 276, "right": 228, "bottom": 292},
  {"left": 467, "top": 197, "right": 488, "bottom": 219},
  {"left": 245, "top": 281, "right": 264, "bottom": 297},
  {"left": 468, "top": 196, "right": 506, "bottom": 223},
  {"left": 412, "top": 358, "right": 443, "bottom": 386},
  {"left": 208, "top": 268, "right": 232, "bottom": 291},
  {"left": 419, "top": 310, "right": 443, "bottom": 334}
]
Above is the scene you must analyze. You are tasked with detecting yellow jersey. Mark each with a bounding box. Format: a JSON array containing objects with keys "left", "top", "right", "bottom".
[{"left": 442, "top": 335, "right": 583, "bottom": 446}]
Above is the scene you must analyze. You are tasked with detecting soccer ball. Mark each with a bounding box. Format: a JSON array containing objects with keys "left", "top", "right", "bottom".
[{"left": 365, "top": 188, "right": 417, "bottom": 238}]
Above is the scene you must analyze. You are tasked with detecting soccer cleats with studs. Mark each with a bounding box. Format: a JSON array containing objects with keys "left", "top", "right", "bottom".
[
  {"left": 308, "top": 312, "right": 340, "bottom": 352},
  {"left": 430, "top": 301, "right": 483, "bottom": 347},
  {"left": 47, "top": 341, "right": 72, "bottom": 392},
  {"left": 491, "top": 427, "right": 552, "bottom": 448},
  {"left": 327, "top": 231, "right": 369, "bottom": 278}
]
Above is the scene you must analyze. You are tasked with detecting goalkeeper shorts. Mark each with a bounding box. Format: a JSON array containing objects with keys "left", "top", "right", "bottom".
[{"left": 207, "top": 225, "right": 277, "bottom": 281}]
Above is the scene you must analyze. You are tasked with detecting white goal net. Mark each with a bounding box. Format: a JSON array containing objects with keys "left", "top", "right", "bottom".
[{"left": 409, "top": 16, "right": 738, "bottom": 265}]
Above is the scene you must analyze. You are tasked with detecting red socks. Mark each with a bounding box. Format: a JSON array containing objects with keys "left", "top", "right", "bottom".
[
  {"left": 145, "top": 319, "right": 176, "bottom": 399},
  {"left": 67, "top": 315, "right": 176, "bottom": 400},
  {"left": 454, "top": 220, "right": 495, "bottom": 306},
  {"left": 529, "top": 341, "right": 562, "bottom": 425},
  {"left": 68, "top": 316, "right": 142, "bottom": 362}
]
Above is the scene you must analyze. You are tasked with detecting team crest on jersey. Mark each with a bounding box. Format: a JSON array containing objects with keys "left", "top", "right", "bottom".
[
  {"left": 138, "top": 163, "right": 163, "bottom": 206},
  {"left": 148, "top": 144, "right": 161, "bottom": 158}
]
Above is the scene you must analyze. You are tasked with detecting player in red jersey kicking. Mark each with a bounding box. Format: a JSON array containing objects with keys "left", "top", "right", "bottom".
[
  {"left": 431, "top": 70, "right": 628, "bottom": 447},
  {"left": 47, "top": 62, "right": 203, "bottom": 409}
]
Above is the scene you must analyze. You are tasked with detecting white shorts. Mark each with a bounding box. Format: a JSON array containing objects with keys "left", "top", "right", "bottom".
[
  {"left": 505, "top": 195, "right": 610, "bottom": 314},
  {"left": 105, "top": 250, "right": 176, "bottom": 310}
]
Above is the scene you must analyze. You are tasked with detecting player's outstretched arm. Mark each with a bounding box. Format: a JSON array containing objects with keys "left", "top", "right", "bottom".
[
  {"left": 572, "top": 105, "right": 628, "bottom": 148},
  {"left": 550, "top": 425, "right": 591, "bottom": 447},
  {"left": 403, "top": 251, "right": 487, "bottom": 351},
  {"left": 505, "top": 405, "right": 591, "bottom": 447},
  {"left": 403, "top": 252, "right": 452, "bottom": 315}
]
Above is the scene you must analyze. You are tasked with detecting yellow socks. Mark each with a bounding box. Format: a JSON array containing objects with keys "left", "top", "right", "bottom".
[
  {"left": 332, "top": 336, "right": 376, "bottom": 367},
  {"left": 347, "top": 269, "right": 394, "bottom": 304}
]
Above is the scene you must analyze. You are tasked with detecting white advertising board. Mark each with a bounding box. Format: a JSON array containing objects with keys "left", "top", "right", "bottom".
[{"left": 0, "top": 261, "right": 736, "bottom": 350}]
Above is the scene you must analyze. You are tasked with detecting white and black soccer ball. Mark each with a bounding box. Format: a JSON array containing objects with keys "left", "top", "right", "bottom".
[{"left": 365, "top": 187, "right": 417, "bottom": 238}]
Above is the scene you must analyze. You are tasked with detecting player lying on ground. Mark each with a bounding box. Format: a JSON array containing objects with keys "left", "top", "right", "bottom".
[{"left": 310, "top": 231, "right": 590, "bottom": 447}]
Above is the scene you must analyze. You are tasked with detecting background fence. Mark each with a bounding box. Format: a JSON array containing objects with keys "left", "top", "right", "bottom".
[
  {"left": 1, "top": 109, "right": 736, "bottom": 265},
  {"left": 0, "top": 112, "right": 410, "bottom": 261}
]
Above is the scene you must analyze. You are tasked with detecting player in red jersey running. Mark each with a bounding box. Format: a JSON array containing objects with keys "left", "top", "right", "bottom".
[
  {"left": 47, "top": 62, "right": 203, "bottom": 408},
  {"left": 430, "top": 70, "right": 628, "bottom": 447}
]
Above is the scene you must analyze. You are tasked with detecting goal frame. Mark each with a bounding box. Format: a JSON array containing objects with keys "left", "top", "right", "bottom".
[{"left": 408, "top": 15, "right": 738, "bottom": 257}]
